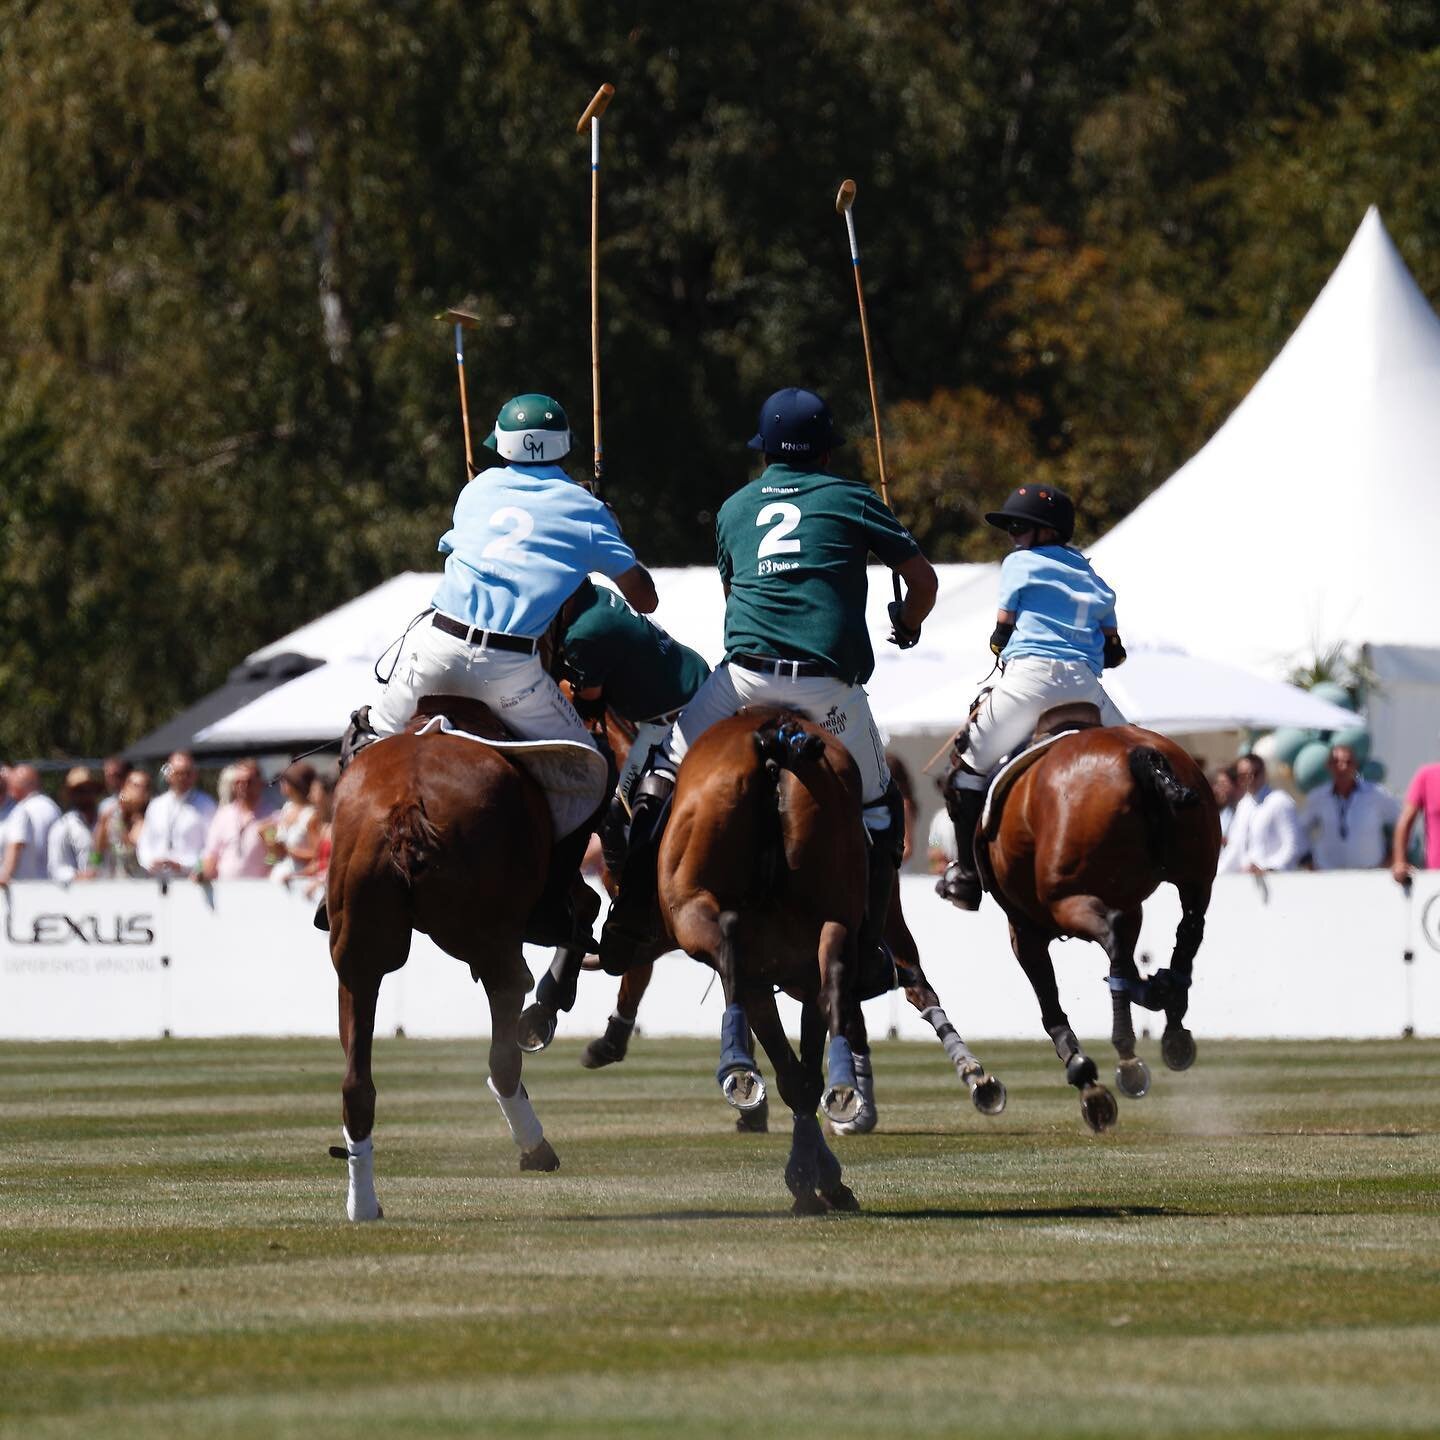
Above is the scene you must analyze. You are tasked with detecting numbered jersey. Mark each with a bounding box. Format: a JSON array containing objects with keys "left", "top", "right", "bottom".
[
  {"left": 996, "top": 544, "right": 1117, "bottom": 675},
  {"left": 716, "top": 463, "right": 919, "bottom": 684},
  {"left": 430, "top": 463, "right": 639, "bottom": 637}
]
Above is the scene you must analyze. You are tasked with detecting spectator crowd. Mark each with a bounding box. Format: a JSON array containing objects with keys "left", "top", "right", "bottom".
[{"left": 0, "top": 751, "right": 336, "bottom": 897}]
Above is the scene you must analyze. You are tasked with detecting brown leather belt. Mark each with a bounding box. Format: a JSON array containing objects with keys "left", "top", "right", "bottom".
[{"left": 431, "top": 612, "right": 538, "bottom": 654}]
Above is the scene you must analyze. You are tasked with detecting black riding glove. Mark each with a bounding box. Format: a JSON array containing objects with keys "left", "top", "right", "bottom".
[
  {"left": 989, "top": 620, "right": 1015, "bottom": 657},
  {"left": 1103, "top": 633, "right": 1128, "bottom": 669},
  {"left": 887, "top": 600, "right": 921, "bottom": 650}
]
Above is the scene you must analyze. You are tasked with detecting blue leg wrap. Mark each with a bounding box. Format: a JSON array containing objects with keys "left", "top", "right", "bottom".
[
  {"left": 716, "top": 1002, "right": 756, "bottom": 1085},
  {"left": 827, "top": 1034, "right": 857, "bottom": 1091},
  {"left": 1108, "top": 968, "right": 1191, "bottom": 1011}
]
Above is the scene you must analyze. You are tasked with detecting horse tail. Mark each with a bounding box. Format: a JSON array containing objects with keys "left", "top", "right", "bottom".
[
  {"left": 1129, "top": 745, "right": 1199, "bottom": 862},
  {"left": 750, "top": 716, "right": 823, "bottom": 900},
  {"left": 383, "top": 795, "right": 443, "bottom": 888}
]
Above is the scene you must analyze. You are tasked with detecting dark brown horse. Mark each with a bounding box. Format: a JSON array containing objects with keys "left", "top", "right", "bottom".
[
  {"left": 325, "top": 697, "right": 580, "bottom": 1220},
  {"left": 975, "top": 714, "right": 1221, "bottom": 1132},
  {"left": 518, "top": 705, "right": 1007, "bottom": 1129},
  {"left": 654, "top": 708, "right": 872, "bottom": 1213}
]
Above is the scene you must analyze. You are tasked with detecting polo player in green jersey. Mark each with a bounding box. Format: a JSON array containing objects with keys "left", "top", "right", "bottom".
[{"left": 601, "top": 386, "right": 938, "bottom": 973}]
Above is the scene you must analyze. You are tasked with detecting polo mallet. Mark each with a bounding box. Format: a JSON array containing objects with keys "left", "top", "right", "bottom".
[
  {"left": 436, "top": 307, "right": 480, "bottom": 478},
  {"left": 577, "top": 83, "right": 615, "bottom": 492},
  {"left": 836, "top": 178, "right": 901, "bottom": 607}
]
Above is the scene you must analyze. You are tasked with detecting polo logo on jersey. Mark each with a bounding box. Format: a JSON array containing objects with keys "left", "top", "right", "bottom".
[
  {"left": 757, "top": 558, "right": 800, "bottom": 576},
  {"left": 821, "top": 705, "right": 847, "bottom": 736}
]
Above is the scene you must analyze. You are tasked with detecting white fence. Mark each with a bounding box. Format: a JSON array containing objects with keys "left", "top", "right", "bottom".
[{"left": 2, "top": 872, "right": 1437, "bottom": 1043}]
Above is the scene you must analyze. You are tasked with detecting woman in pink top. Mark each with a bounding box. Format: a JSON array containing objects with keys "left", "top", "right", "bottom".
[
  {"left": 198, "top": 761, "right": 272, "bottom": 880},
  {"left": 1392, "top": 759, "right": 1440, "bottom": 885}
]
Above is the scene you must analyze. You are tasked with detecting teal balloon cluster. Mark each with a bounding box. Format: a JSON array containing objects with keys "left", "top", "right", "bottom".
[{"left": 1250, "top": 685, "right": 1385, "bottom": 792}]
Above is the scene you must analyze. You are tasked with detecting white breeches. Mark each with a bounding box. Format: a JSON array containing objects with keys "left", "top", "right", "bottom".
[
  {"left": 616, "top": 720, "right": 671, "bottom": 815},
  {"left": 371, "top": 620, "right": 595, "bottom": 752},
  {"left": 657, "top": 662, "right": 891, "bottom": 809},
  {"left": 954, "top": 656, "right": 1126, "bottom": 790}
]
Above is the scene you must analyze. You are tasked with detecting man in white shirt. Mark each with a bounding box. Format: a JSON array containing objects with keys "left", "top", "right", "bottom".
[
  {"left": 1218, "top": 753, "right": 1302, "bottom": 875},
  {"left": 137, "top": 751, "right": 216, "bottom": 877},
  {"left": 1302, "top": 744, "right": 1400, "bottom": 870},
  {"left": 48, "top": 767, "right": 103, "bottom": 883},
  {"left": 0, "top": 765, "right": 63, "bottom": 884}
]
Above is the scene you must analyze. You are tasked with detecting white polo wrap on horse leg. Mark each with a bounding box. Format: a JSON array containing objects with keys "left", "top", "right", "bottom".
[
  {"left": 342, "top": 1127, "right": 381, "bottom": 1222},
  {"left": 487, "top": 1076, "right": 544, "bottom": 1152}
]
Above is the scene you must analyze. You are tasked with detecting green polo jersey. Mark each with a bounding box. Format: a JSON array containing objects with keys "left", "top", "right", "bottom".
[
  {"left": 560, "top": 584, "right": 711, "bottom": 722},
  {"left": 716, "top": 464, "right": 920, "bottom": 684}
]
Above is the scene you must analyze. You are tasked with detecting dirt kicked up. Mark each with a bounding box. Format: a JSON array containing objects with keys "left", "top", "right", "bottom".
[{"left": 1, "top": 1035, "right": 1438, "bottom": 1439}]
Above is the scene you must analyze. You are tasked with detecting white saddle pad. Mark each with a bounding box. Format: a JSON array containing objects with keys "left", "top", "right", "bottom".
[
  {"left": 981, "top": 730, "right": 1078, "bottom": 832},
  {"left": 414, "top": 715, "right": 609, "bottom": 838}
]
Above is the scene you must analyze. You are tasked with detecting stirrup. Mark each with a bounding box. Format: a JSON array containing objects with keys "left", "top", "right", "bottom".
[{"left": 936, "top": 862, "right": 982, "bottom": 912}]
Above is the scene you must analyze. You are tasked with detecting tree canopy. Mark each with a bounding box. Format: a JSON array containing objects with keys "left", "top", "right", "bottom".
[{"left": 4, "top": 0, "right": 1440, "bottom": 757}]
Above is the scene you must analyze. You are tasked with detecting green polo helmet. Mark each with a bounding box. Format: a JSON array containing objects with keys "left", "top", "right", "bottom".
[{"left": 486, "top": 393, "right": 571, "bottom": 463}]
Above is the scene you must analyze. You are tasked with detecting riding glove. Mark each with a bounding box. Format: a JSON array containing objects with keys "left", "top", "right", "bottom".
[
  {"left": 886, "top": 600, "right": 921, "bottom": 650},
  {"left": 989, "top": 621, "right": 1015, "bottom": 657}
]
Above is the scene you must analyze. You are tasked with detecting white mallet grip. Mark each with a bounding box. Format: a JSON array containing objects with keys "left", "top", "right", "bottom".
[
  {"left": 591, "top": 115, "right": 600, "bottom": 169},
  {"left": 844, "top": 210, "right": 860, "bottom": 263}
]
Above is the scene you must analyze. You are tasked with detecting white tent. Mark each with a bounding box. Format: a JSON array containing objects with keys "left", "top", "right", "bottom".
[
  {"left": 197, "top": 565, "right": 1355, "bottom": 750},
  {"left": 1086, "top": 206, "right": 1440, "bottom": 782}
]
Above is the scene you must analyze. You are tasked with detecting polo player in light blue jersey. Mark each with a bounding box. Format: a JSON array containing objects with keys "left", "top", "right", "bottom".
[
  {"left": 938, "top": 482, "right": 1129, "bottom": 911},
  {"left": 368, "top": 393, "right": 658, "bottom": 944}
]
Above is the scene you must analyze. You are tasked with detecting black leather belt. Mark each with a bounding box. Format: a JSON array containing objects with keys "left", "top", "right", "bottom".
[
  {"left": 431, "top": 612, "right": 538, "bottom": 654},
  {"left": 730, "top": 652, "right": 832, "bottom": 679}
]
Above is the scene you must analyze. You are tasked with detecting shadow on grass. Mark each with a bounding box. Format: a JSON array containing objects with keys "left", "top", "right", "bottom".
[{"left": 571, "top": 1203, "right": 1186, "bottom": 1223}]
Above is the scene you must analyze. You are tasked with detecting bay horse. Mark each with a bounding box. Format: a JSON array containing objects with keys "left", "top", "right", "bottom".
[
  {"left": 517, "top": 704, "right": 1007, "bottom": 1130},
  {"left": 973, "top": 708, "right": 1221, "bottom": 1132},
  {"left": 325, "top": 696, "right": 592, "bottom": 1220},
  {"left": 651, "top": 708, "right": 872, "bottom": 1213}
]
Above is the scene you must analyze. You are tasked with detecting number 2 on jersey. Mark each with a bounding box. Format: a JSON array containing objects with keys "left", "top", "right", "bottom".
[
  {"left": 756, "top": 501, "right": 801, "bottom": 558},
  {"left": 481, "top": 506, "right": 534, "bottom": 561}
]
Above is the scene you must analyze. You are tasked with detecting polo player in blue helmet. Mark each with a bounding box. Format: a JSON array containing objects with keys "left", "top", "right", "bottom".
[
  {"left": 601, "top": 386, "right": 938, "bottom": 971},
  {"left": 937, "top": 482, "right": 1129, "bottom": 910}
]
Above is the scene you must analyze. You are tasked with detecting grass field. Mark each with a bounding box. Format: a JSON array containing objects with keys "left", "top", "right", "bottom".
[{"left": 2, "top": 1032, "right": 1438, "bottom": 1439}]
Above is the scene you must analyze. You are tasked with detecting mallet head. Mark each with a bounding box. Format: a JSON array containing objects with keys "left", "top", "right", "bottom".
[
  {"left": 576, "top": 83, "right": 615, "bottom": 132},
  {"left": 836, "top": 178, "right": 857, "bottom": 214},
  {"left": 436, "top": 308, "right": 481, "bottom": 330}
]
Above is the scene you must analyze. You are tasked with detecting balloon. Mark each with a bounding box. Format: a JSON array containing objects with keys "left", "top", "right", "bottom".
[
  {"left": 1250, "top": 732, "right": 1280, "bottom": 764},
  {"left": 1292, "top": 739, "right": 1333, "bottom": 792},
  {"left": 1363, "top": 758, "right": 1387, "bottom": 783},
  {"left": 1271, "top": 727, "right": 1316, "bottom": 766},
  {"left": 1329, "top": 725, "right": 1371, "bottom": 766},
  {"left": 1308, "top": 680, "right": 1356, "bottom": 712}
]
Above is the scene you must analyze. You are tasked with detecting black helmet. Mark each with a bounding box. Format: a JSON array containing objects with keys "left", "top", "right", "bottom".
[
  {"left": 747, "top": 387, "right": 843, "bottom": 461},
  {"left": 985, "top": 483, "right": 1075, "bottom": 543}
]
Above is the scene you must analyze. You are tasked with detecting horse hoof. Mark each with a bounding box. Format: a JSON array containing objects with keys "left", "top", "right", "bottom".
[
  {"left": 1161, "top": 1026, "right": 1197, "bottom": 1072},
  {"left": 347, "top": 1198, "right": 383, "bottom": 1223},
  {"left": 520, "top": 1139, "right": 560, "bottom": 1172},
  {"left": 821, "top": 1084, "right": 860, "bottom": 1126},
  {"left": 1115, "top": 1057, "right": 1151, "bottom": 1099},
  {"left": 735, "top": 1097, "right": 769, "bottom": 1133},
  {"left": 829, "top": 1103, "right": 877, "bottom": 1136},
  {"left": 791, "top": 1190, "right": 829, "bottom": 1217},
  {"left": 516, "top": 1004, "right": 557, "bottom": 1054},
  {"left": 1080, "top": 1083, "right": 1118, "bottom": 1134},
  {"left": 970, "top": 1074, "right": 1008, "bottom": 1116},
  {"left": 582, "top": 1017, "right": 633, "bottom": 1069},
  {"left": 1065, "top": 1053, "right": 1098, "bottom": 1089},
  {"left": 721, "top": 1067, "right": 767, "bottom": 1112},
  {"left": 821, "top": 1183, "right": 861, "bottom": 1213}
]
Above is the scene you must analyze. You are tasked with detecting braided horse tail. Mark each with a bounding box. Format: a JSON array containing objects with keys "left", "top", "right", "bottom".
[{"left": 1128, "top": 744, "right": 1200, "bottom": 867}]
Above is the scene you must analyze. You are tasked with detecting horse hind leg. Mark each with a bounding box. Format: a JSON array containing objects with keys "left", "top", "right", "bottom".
[
  {"left": 816, "top": 919, "right": 866, "bottom": 1127},
  {"left": 895, "top": 952, "right": 1007, "bottom": 1117},
  {"left": 517, "top": 943, "right": 586, "bottom": 1053},
  {"left": 1159, "top": 882, "right": 1209, "bottom": 1072},
  {"left": 713, "top": 910, "right": 767, "bottom": 1113},
  {"left": 1010, "top": 916, "right": 1117, "bottom": 1135},
  {"left": 580, "top": 961, "right": 653, "bottom": 1071},
  {"left": 483, "top": 960, "right": 559, "bottom": 1172},
  {"left": 1105, "top": 907, "right": 1153, "bottom": 1100}
]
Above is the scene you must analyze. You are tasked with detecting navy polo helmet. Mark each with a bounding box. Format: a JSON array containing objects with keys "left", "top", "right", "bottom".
[
  {"left": 985, "top": 483, "right": 1076, "bottom": 543},
  {"left": 747, "top": 387, "right": 843, "bottom": 462}
]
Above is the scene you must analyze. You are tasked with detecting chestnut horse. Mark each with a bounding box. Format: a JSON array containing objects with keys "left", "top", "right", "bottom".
[
  {"left": 325, "top": 697, "right": 576, "bottom": 1221},
  {"left": 976, "top": 716, "right": 1221, "bottom": 1132},
  {"left": 651, "top": 708, "right": 874, "bottom": 1213},
  {"left": 518, "top": 706, "right": 1006, "bottom": 1129}
]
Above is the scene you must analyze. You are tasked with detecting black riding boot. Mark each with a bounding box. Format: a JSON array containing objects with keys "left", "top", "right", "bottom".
[
  {"left": 936, "top": 780, "right": 986, "bottom": 912},
  {"left": 524, "top": 823, "right": 601, "bottom": 950},
  {"left": 599, "top": 771, "right": 674, "bottom": 975}
]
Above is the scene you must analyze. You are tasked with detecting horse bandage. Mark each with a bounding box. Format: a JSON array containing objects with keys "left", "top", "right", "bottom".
[{"left": 487, "top": 1076, "right": 544, "bottom": 1152}]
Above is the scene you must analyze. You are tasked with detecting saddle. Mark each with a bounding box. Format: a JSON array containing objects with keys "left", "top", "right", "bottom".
[{"left": 979, "top": 702, "right": 1104, "bottom": 840}]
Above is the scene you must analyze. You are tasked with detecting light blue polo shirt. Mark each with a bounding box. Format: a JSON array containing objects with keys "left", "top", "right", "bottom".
[
  {"left": 430, "top": 464, "right": 639, "bottom": 637},
  {"left": 996, "top": 545, "right": 1117, "bottom": 675}
]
